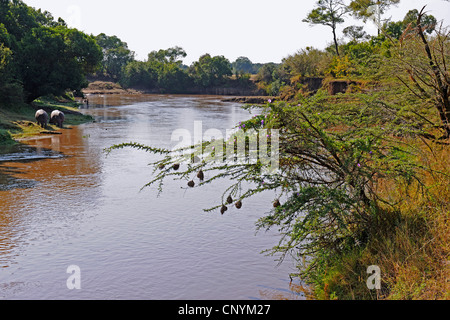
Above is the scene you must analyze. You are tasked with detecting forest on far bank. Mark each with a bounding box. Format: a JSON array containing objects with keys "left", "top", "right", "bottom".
[{"left": 1, "top": 0, "right": 444, "bottom": 105}]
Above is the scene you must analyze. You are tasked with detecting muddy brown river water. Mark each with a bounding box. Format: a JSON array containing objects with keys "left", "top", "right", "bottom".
[{"left": 0, "top": 95, "right": 304, "bottom": 300}]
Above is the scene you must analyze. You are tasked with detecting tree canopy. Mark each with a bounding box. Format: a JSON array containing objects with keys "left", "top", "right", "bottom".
[
  {"left": 0, "top": 0, "right": 102, "bottom": 105},
  {"left": 303, "top": 0, "right": 349, "bottom": 57},
  {"left": 188, "top": 54, "right": 232, "bottom": 88},
  {"left": 232, "top": 56, "right": 255, "bottom": 75},
  {"left": 95, "top": 33, "right": 134, "bottom": 80}
]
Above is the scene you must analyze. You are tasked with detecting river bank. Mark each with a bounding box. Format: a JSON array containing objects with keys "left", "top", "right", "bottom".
[
  {"left": 0, "top": 97, "right": 94, "bottom": 144},
  {"left": 83, "top": 80, "right": 267, "bottom": 99}
]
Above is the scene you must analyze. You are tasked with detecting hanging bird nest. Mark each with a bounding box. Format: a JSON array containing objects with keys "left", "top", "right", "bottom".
[
  {"left": 221, "top": 205, "right": 228, "bottom": 215},
  {"left": 273, "top": 199, "right": 281, "bottom": 208},
  {"left": 197, "top": 170, "right": 204, "bottom": 181}
]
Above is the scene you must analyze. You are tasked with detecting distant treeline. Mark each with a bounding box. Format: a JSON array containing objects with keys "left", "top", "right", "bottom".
[
  {"left": 92, "top": 35, "right": 276, "bottom": 94},
  {"left": 0, "top": 0, "right": 440, "bottom": 106},
  {"left": 0, "top": 0, "right": 274, "bottom": 107}
]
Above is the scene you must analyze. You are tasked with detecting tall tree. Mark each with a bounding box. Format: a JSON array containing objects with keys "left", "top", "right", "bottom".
[
  {"left": 95, "top": 33, "right": 135, "bottom": 80},
  {"left": 147, "top": 47, "right": 189, "bottom": 92},
  {"left": 402, "top": 9, "right": 437, "bottom": 35},
  {"left": 189, "top": 54, "right": 232, "bottom": 87},
  {"left": 147, "top": 46, "right": 187, "bottom": 65},
  {"left": 0, "top": 0, "right": 103, "bottom": 103},
  {"left": 383, "top": 9, "right": 437, "bottom": 40},
  {"left": 349, "top": 0, "right": 401, "bottom": 34},
  {"left": 343, "top": 25, "right": 369, "bottom": 42},
  {"left": 121, "top": 60, "right": 157, "bottom": 89},
  {"left": 18, "top": 26, "right": 102, "bottom": 103},
  {"left": 303, "top": 0, "right": 349, "bottom": 57},
  {"left": 233, "top": 56, "right": 254, "bottom": 75}
]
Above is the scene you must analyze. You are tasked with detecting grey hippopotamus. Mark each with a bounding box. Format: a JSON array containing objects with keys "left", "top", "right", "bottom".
[
  {"left": 35, "top": 109, "right": 48, "bottom": 128},
  {"left": 50, "top": 110, "right": 65, "bottom": 128}
]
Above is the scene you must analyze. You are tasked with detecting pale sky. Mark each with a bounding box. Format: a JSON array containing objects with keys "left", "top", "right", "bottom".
[{"left": 24, "top": 0, "right": 450, "bottom": 65}]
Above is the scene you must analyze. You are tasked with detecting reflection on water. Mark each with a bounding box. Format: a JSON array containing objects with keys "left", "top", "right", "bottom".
[
  {"left": 0, "top": 143, "right": 65, "bottom": 191},
  {"left": 0, "top": 143, "right": 64, "bottom": 163},
  {"left": 0, "top": 95, "right": 303, "bottom": 300}
]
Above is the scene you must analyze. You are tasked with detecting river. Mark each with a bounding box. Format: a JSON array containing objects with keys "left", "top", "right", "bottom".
[{"left": 0, "top": 94, "right": 304, "bottom": 300}]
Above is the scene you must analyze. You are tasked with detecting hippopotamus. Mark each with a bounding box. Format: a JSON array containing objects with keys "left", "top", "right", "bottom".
[
  {"left": 35, "top": 109, "right": 48, "bottom": 128},
  {"left": 50, "top": 110, "right": 65, "bottom": 128}
]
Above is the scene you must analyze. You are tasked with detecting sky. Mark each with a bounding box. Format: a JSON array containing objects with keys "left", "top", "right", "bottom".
[{"left": 24, "top": 0, "right": 450, "bottom": 65}]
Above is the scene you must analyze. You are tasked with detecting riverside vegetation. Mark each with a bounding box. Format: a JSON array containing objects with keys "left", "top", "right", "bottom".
[
  {"left": 108, "top": 3, "right": 449, "bottom": 300},
  {"left": 1, "top": 0, "right": 449, "bottom": 299}
]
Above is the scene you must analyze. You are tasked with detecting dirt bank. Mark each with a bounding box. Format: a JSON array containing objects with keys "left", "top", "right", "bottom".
[{"left": 82, "top": 81, "right": 143, "bottom": 95}]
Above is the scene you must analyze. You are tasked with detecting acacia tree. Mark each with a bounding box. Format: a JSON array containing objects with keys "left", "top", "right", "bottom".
[
  {"left": 105, "top": 87, "right": 428, "bottom": 286},
  {"left": 303, "top": 0, "right": 349, "bottom": 57}
]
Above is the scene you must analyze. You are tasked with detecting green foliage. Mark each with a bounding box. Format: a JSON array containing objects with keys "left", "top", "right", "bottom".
[
  {"left": 255, "top": 63, "right": 279, "bottom": 83},
  {"left": 326, "top": 55, "right": 355, "bottom": 78},
  {"left": 402, "top": 9, "right": 437, "bottom": 34},
  {"left": 343, "top": 25, "right": 369, "bottom": 42},
  {"left": 121, "top": 47, "right": 191, "bottom": 92},
  {"left": 303, "top": 0, "right": 349, "bottom": 56},
  {"left": 17, "top": 26, "right": 102, "bottom": 102},
  {"left": 0, "top": 43, "right": 11, "bottom": 76},
  {"left": 303, "top": 0, "right": 347, "bottom": 26},
  {"left": 106, "top": 86, "right": 433, "bottom": 280},
  {"left": 189, "top": 54, "right": 232, "bottom": 88},
  {"left": 349, "top": 0, "right": 401, "bottom": 35},
  {"left": 121, "top": 60, "right": 157, "bottom": 89},
  {"left": 232, "top": 56, "right": 257, "bottom": 75},
  {"left": 0, "top": 0, "right": 103, "bottom": 104},
  {"left": 0, "top": 128, "right": 14, "bottom": 145},
  {"left": 95, "top": 33, "right": 134, "bottom": 80},
  {"left": 121, "top": 48, "right": 244, "bottom": 92},
  {"left": 349, "top": 0, "right": 401, "bottom": 20},
  {"left": 383, "top": 9, "right": 437, "bottom": 40},
  {"left": 146, "top": 47, "right": 189, "bottom": 92},
  {"left": 157, "top": 62, "right": 190, "bottom": 93},
  {"left": 148, "top": 46, "right": 187, "bottom": 65},
  {"left": 283, "top": 47, "right": 332, "bottom": 77}
]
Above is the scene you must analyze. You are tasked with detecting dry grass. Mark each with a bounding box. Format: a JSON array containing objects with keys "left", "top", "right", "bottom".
[
  {"left": 370, "top": 141, "right": 449, "bottom": 300},
  {"left": 305, "top": 138, "right": 449, "bottom": 300}
]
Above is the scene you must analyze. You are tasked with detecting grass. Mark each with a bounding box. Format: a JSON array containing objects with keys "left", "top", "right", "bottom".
[
  {"left": 0, "top": 128, "right": 15, "bottom": 145},
  {"left": 33, "top": 97, "right": 94, "bottom": 126},
  {"left": 305, "top": 140, "right": 449, "bottom": 300},
  {"left": 0, "top": 95, "right": 94, "bottom": 143}
]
